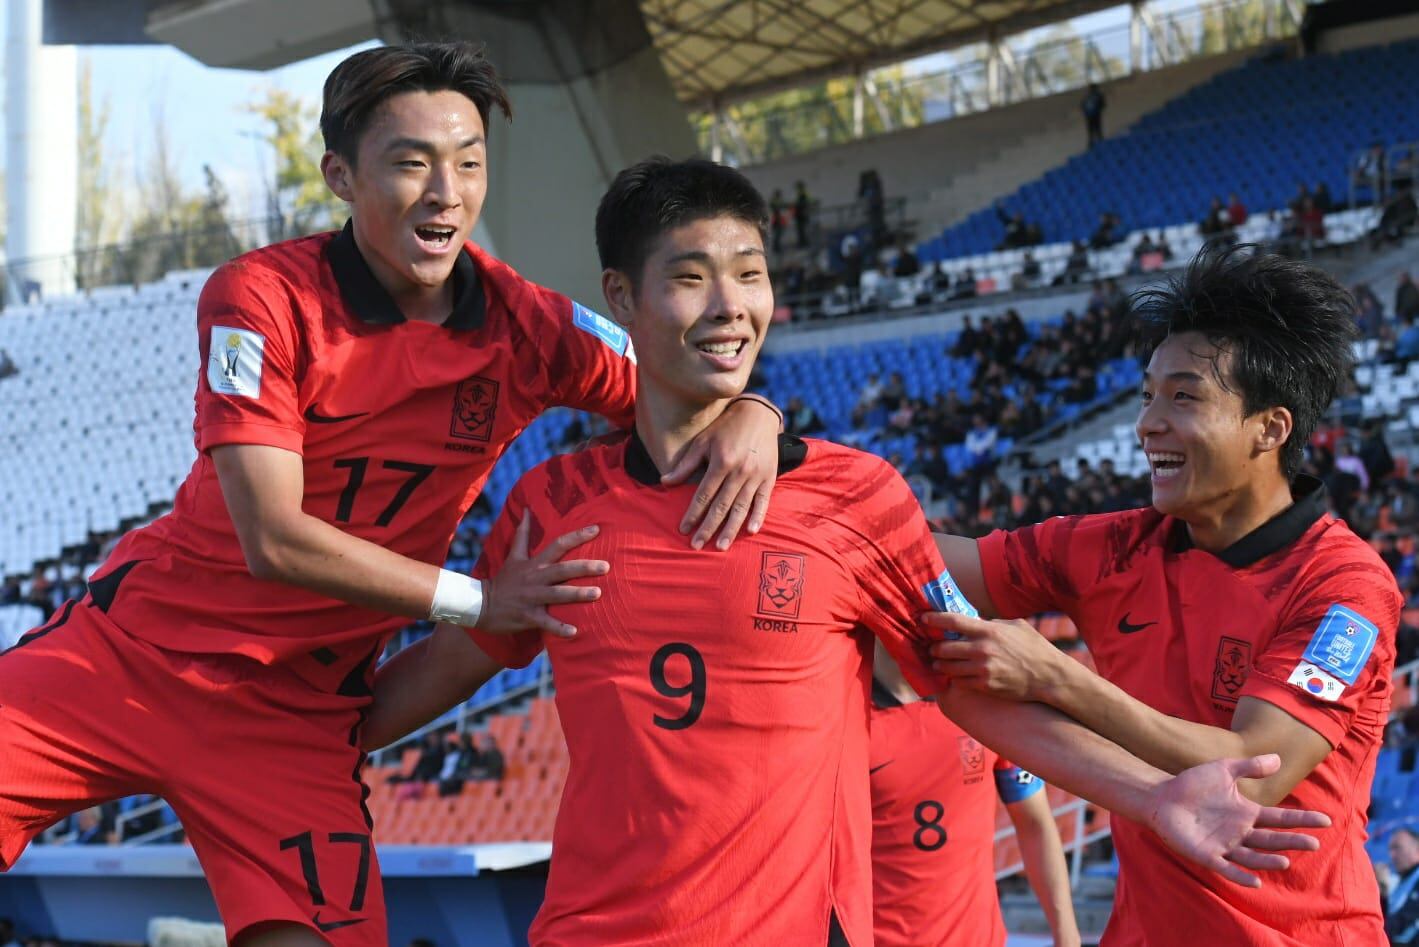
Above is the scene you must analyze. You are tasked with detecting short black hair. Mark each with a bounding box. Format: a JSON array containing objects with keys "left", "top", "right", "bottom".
[
  {"left": 1133, "top": 246, "right": 1358, "bottom": 481},
  {"left": 321, "top": 42, "right": 512, "bottom": 161},
  {"left": 595, "top": 156, "right": 769, "bottom": 289}
]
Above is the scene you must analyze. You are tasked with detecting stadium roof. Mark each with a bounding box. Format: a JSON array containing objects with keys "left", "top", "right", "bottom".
[{"left": 643, "top": 0, "right": 1125, "bottom": 105}]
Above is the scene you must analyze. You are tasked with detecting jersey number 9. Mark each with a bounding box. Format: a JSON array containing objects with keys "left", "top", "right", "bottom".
[{"left": 650, "top": 642, "right": 706, "bottom": 730}]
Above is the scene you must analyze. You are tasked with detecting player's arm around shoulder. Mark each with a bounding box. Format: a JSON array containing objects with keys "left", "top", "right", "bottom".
[{"left": 362, "top": 623, "right": 504, "bottom": 750}]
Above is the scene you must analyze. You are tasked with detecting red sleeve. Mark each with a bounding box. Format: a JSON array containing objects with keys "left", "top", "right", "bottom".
[
  {"left": 1240, "top": 557, "right": 1400, "bottom": 748},
  {"left": 463, "top": 477, "right": 546, "bottom": 669},
  {"left": 978, "top": 515, "right": 1095, "bottom": 619},
  {"left": 195, "top": 260, "right": 306, "bottom": 454},
  {"left": 846, "top": 458, "right": 951, "bottom": 698},
  {"left": 536, "top": 291, "right": 637, "bottom": 429}
]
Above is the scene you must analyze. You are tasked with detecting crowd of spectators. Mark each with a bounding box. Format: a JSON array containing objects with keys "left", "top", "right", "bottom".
[{"left": 390, "top": 729, "right": 506, "bottom": 800}]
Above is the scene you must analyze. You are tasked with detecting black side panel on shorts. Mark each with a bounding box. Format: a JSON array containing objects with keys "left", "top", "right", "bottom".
[
  {"left": 827, "top": 908, "right": 851, "bottom": 947},
  {"left": 88, "top": 559, "right": 143, "bottom": 613}
]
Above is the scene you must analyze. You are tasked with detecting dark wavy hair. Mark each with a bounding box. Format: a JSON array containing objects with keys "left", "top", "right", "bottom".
[
  {"left": 1132, "top": 246, "right": 1358, "bottom": 481},
  {"left": 320, "top": 42, "right": 512, "bottom": 161},
  {"left": 595, "top": 156, "right": 769, "bottom": 290}
]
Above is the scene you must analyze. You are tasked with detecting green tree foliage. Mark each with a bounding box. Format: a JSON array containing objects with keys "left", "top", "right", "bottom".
[{"left": 247, "top": 86, "right": 344, "bottom": 238}]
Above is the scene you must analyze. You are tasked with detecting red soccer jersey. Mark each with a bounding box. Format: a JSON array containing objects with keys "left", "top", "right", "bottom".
[
  {"left": 978, "top": 477, "right": 1401, "bottom": 946},
  {"left": 467, "top": 432, "right": 950, "bottom": 946},
  {"left": 870, "top": 700, "right": 1043, "bottom": 947},
  {"left": 88, "top": 223, "right": 635, "bottom": 684}
]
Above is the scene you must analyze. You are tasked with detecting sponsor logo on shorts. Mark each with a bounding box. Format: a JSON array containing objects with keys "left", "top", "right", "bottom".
[
  {"left": 1211, "top": 636, "right": 1252, "bottom": 704},
  {"left": 449, "top": 375, "right": 499, "bottom": 442}
]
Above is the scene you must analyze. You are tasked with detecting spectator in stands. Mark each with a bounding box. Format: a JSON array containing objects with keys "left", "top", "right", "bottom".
[
  {"left": 1387, "top": 828, "right": 1419, "bottom": 943},
  {"left": 1313, "top": 182, "right": 1335, "bottom": 215},
  {"left": 893, "top": 240, "right": 920, "bottom": 278},
  {"left": 1335, "top": 440, "right": 1371, "bottom": 494},
  {"left": 1398, "top": 315, "right": 1419, "bottom": 363},
  {"left": 785, "top": 396, "right": 825, "bottom": 436},
  {"left": 857, "top": 372, "right": 884, "bottom": 412},
  {"left": 474, "top": 734, "right": 505, "bottom": 782},
  {"left": 841, "top": 233, "right": 867, "bottom": 311},
  {"left": 1360, "top": 422, "right": 1397, "bottom": 486},
  {"left": 437, "top": 732, "right": 478, "bottom": 797},
  {"left": 1355, "top": 283, "right": 1385, "bottom": 338},
  {"left": 1355, "top": 143, "right": 1387, "bottom": 203},
  {"left": 1199, "top": 197, "right": 1234, "bottom": 248},
  {"left": 0, "top": 917, "right": 17, "bottom": 947},
  {"left": 1288, "top": 184, "right": 1311, "bottom": 218},
  {"left": 1372, "top": 184, "right": 1418, "bottom": 250},
  {"left": 1012, "top": 251, "right": 1041, "bottom": 291},
  {"left": 0, "top": 349, "right": 16, "bottom": 380},
  {"left": 929, "top": 262, "right": 952, "bottom": 296},
  {"left": 794, "top": 180, "right": 812, "bottom": 248},
  {"left": 952, "top": 317, "right": 979, "bottom": 358},
  {"left": 1081, "top": 82, "right": 1106, "bottom": 147},
  {"left": 1397, "top": 272, "right": 1419, "bottom": 322},
  {"left": 769, "top": 189, "right": 787, "bottom": 254},
  {"left": 1293, "top": 196, "right": 1326, "bottom": 255},
  {"left": 879, "top": 371, "right": 906, "bottom": 413},
  {"left": 1089, "top": 212, "right": 1122, "bottom": 249},
  {"left": 392, "top": 730, "right": 447, "bottom": 787},
  {"left": 860, "top": 169, "right": 887, "bottom": 250},
  {"left": 952, "top": 268, "right": 978, "bottom": 301},
  {"left": 1055, "top": 239, "right": 1091, "bottom": 285},
  {"left": 964, "top": 414, "right": 998, "bottom": 470},
  {"left": 73, "top": 805, "right": 113, "bottom": 845},
  {"left": 1226, "top": 193, "right": 1248, "bottom": 228},
  {"left": 995, "top": 202, "right": 1028, "bottom": 250}
]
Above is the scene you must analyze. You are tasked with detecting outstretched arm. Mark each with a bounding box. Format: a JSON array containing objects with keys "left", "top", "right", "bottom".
[
  {"left": 938, "top": 687, "right": 1329, "bottom": 887},
  {"left": 929, "top": 614, "right": 1332, "bottom": 805},
  {"left": 1006, "top": 789, "right": 1082, "bottom": 947}
]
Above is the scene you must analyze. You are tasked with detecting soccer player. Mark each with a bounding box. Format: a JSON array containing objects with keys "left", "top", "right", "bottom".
[
  {"left": 0, "top": 44, "right": 784, "bottom": 946},
  {"left": 365, "top": 159, "right": 1332, "bottom": 945},
  {"left": 869, "top": 643, "right": 1080, "bottom": 947},
  {"left": 926, "top": 248, "right": 1401, "bottom": 944}
]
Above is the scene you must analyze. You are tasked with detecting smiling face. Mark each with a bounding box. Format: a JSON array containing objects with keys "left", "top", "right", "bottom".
[
  {"left": 1137, "top": 332, "right": 1290, "bottom": 522},
  {"left": 321, "top": 89, "right": 487, "bottom": 309},
  {"left": 605, "top": 215, "right": 773, "bottom": 414}
]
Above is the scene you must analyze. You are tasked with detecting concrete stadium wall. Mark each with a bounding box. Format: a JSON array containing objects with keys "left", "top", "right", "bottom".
[
  {"left": 741, "top": 49, "right": 1255, "bottom": 239},
  {"left": 1318, "top": 13, "right": 1419, "bottom": 54}
]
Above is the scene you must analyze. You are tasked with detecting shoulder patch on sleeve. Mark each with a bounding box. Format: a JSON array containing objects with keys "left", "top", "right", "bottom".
[
  {"left": 1300, "top": 604, "right": 1379, "bottom": 686},
  {"left": 207, "top": 326, "right": 265, "bottom": 398},
  {"left": 572, "top": 301, "right": 630, "bottom": 357}
]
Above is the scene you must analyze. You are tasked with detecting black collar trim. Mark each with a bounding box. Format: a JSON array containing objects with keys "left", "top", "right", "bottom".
[
  {"left": 1172, "top": 474, "right": 1327, "bottom": 567},
  {"left": 325, "top": 219, "right": 486, "bottom": 329},
  {"left": 623, "top": 427, "right": 809, "bottom": 487}
]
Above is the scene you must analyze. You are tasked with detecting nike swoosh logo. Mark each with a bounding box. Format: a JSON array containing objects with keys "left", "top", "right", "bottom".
[
  {"left": 870, "top": 760, "right": 895, "bottom": 775},
  {"left": 1117, "top": 613, "right": 1158, "bottom": 635},
  {"left": 312, "top": 913, "right": 367, "bottom": 933},
  {"left": 304, "top": 403, "right": 370, "bottom": 424}
]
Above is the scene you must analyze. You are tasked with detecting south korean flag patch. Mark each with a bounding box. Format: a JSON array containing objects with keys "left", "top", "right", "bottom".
[{"left": 1287, "top": 604, "right": 1380, "bottom": 702}]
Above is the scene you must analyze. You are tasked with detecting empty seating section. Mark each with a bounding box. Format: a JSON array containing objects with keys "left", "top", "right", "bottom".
[
  {"left": 0, "top": 274, "right": 206, "bottom": 578},
  {"left": 935, "top": 39, "right": 1419, "bottom": 260}
]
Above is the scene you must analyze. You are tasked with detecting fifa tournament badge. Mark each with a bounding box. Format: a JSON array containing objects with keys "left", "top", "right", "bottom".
[{"left": 923, "top": 568, "right": 978, "bottom": 639}]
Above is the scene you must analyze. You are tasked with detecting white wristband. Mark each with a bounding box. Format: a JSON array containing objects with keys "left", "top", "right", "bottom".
[{"left": 429, "top": 569, "right": 485, "bottom": 628}]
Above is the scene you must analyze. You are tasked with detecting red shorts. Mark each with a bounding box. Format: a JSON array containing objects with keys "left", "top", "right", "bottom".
[{"left": 0, "top": 600, "right": 387, "bottom": 944}]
